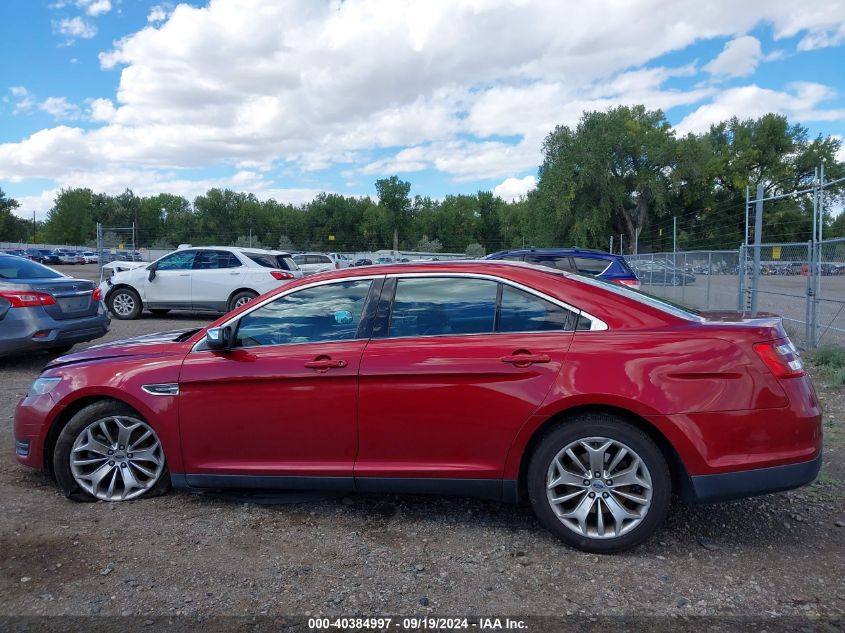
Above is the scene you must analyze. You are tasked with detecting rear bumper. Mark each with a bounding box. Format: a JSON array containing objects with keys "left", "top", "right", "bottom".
[
  {"left": 683, "top": 453, "right": 822, "bottom": 503},
  {"left": 0, "top": 308, "right": 110, "bottom": 355}
]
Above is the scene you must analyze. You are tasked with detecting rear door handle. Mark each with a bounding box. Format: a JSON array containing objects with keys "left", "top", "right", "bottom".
[
  {"left": 305, "top": 357, "right": 348, "bottom": 371},
  {"left": 501, "top": 353, "right": 551, "bottom": 366}
]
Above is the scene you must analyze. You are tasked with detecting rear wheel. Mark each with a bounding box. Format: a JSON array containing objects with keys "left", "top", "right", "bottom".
[
  {"left": 527, "top": 413, "right": 670, "bottom": 553},
  {"left": 53, "top": 401, "right": 170, "bottom": 502},
  {"left": 108, "top": 287, "right": 142, "bottom": 320},
  {"left": 228, "top": 290, "right": 257, "bottom": 312}
]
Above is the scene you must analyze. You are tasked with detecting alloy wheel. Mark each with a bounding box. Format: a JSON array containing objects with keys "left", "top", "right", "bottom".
[
  {"left": 69, "top": 416, "right": 165, "bottom": 501},
  {"left": 112, "top": 292, "right": 135, "bottom": 317},
  {"left": 546, "top": 436, "right": 652, "bottom": 539}
]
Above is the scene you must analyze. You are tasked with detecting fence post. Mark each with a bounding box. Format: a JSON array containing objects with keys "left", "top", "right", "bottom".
[
  {"left": 805, "top": 241, "right": 813, "bottom": 348},
  {"left": 706, "top": 251, "right": 712, "bottom": 310},
  {"left": 681, "top": 252, "right": 686, "bottom": 304},
  {"left": 737, "top": 245, "right": 745, "bottom": 312},
  {"left": 750, "top": 184, "right": 764, "bottom": 315}
]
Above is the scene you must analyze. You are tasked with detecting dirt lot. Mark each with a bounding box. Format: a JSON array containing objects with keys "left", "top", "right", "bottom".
[{"left": 0, "top": 265, "right": 843, "bottom": 621}]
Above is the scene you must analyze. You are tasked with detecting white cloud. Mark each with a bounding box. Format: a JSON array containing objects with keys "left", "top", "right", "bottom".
[
  {"left": 54, "top": 16, "right": 97, "bottom": 42},
  {"left": 705, "top": 36, "right": 762, "bottom": 78},
  {"left": 147, "top": 5, "right": 170, "bottom": 24},
  {"left": 676, "top": 82, "right": 845, "bottom": 134},
  {"left": 4, "top": 0, "right": 845, "bottom": 212},
  {"left": 10, "top": 86, "right": 28, "bottom": 98},
  {"left": 39, "top": 96, "right": 80, "bottom": 120},
  {"left": 9, "top": 86, "right": 36, "bottom": 114},
  {"left": 494, "top": 176, "right": 537, "bottom": 202},
  {"left": 77, "top": 0, "right": 111, "bottom": 17}
]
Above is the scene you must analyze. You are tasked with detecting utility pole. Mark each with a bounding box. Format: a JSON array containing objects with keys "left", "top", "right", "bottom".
[
  {"left": 673, "top": 216, "right": 677, "bottom": 256},
  {"left": 609, "top": 235, "right": 613, "bottom": 253},
  {"left": 619, "top": 234, "right": 623, "bottom": 255},
  {"left": 819, "top": 163, "right": 825, "bottom": 243}
]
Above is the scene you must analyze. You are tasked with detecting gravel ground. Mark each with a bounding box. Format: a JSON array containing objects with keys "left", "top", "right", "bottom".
[{"left": 0, "top": 265, "right": 843, "bottom": 620}]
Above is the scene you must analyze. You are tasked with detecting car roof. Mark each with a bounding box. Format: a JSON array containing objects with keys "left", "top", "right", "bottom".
[{"left": 488, "top": 247, "right": 618, "bottom": 258}]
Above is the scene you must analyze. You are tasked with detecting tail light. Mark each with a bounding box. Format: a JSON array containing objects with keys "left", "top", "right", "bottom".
[
  {"left": 92, "top": 288, "right": 103, "bottom": 301},
  {"left": 270, "top": 271, "right": 294, "bottom": 281},
  {"left": 0, "top": 291, "right": 56, "bottom": 308},
  {"left": 613, "top": 279, "right": 641, "bottom": 289},
  {"left": 753, "top": 338, "right": 805, "bottom": 378}
]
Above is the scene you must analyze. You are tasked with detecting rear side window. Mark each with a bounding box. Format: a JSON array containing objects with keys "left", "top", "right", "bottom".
[
  {"left": 0, "top": 256, "right": 62, "bottom": 280},
  {"left": 572, "top": 256, "right": 611, "bottom": 275},
  {"left": 525, "top": 255, "right": 575, "bottom": 272},
  {"left": 246, "top": 253, "right": 280, "bottom": 268},
  {"left": 277, "top": 256, "right": 299, "bottom": 271},
  {"left": 498, "top": 285, "right": 578, "bottom": 332},
  {"left": 194, "top": 250, "right": 242, "bottom": 269},
  {"left": 389, "top": 277, "right": 497, "bottom": 337}
]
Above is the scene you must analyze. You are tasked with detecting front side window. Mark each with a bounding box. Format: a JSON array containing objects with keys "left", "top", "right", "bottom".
[
  {"left": 498, "top": 285, "right": 578, "bottom": 332},
  {"left": 389, "top": 277, "right": 497, "bottom": 337},
  {"left": 235, "top": 280, "right": 373, "bottom": 347},
  {"left": 156, "top": 251, "right": 196, "bottom": 271}
]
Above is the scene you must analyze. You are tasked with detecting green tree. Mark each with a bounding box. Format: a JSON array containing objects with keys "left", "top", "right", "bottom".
[
  {"left": 0, "top": 188, "right": 29, "bottom": 242},
  {"left": 375, "top": 176, "right": 412, "bottom": 250},
  {"left": 45, "top": 188, "right": 97, "bottom": 245},
  {"left": 535, "top": 105, "right": 676, "bottom": 251}
]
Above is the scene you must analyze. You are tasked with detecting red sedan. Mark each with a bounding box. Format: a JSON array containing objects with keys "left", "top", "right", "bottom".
[{"left": 14, "top": 261, "right": 821, "bottom": 552}]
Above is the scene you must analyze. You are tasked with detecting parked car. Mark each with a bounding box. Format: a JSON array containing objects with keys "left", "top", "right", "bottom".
[
  {"left": 53, "top": 250, "right": 84, "bottom": 265},
  {"left": 328, "top": 253, "right": 353, "bottom": 269},
  {"left": 486, "top": 248, "right": 641, "bottom": 288},
  {"left": 2, "top": 248, "right": 33, "bottom": 259},
  {"left": 629, "top": 261, "right": 696, "bottom": 286},
  {"left": 351, "top": 258, "right": 373, "bottom": 267},
  {"left": 101, "top": 246, "right": 298, "bottom": 320},
  {"left": 292, "top": 253, "right": 337, "bottom": 275},
  {"left": 25, "top": 249, "right": 60, "bottom": 264},
  {"left": 0, "top": 254, "right": 109, "bottom": 357},
  {"left": 81, "top": 251, "right": 99, "bottom": 264},
  {"left": 16, "top": 261, "right": 820, "bottom": 553}
]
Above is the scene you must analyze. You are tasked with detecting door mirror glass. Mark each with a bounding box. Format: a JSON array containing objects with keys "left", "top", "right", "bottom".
[
  {"left": 148, "top": 265, "right": 157, "bottom": 282},
  {"left": 206, "top": 325, "right": 233, "bottom": 351}
]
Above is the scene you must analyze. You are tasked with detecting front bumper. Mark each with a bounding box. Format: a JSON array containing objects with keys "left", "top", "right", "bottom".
[{"left": 684, "top": 453, "right": 822, "bottom": 503}]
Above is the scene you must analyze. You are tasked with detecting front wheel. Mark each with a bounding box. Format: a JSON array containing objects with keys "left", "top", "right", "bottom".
[
  {"left": 527, "top": 413, "right": 671, "bottom": 553},
  {"left": 53, "top": 401, "right": 170, "bottom": 502},
  {"left": 108, "top": 287, "right": 142, "bottom": 320}
]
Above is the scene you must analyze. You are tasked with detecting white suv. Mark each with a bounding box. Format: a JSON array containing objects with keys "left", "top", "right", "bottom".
[
  {"left": 101, "top": 247, "right": 302, "bottom": 320},
  {"left": 292, "top": 253, "right": 337, "bottom": 275}
]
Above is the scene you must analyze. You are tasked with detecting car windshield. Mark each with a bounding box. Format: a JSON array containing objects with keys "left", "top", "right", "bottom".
[
  {"left": 0, "top": 255, "right": 63, "bottom": 280},
  {"left": 571, "top": 273, "right": 701, "bottom": 321}
]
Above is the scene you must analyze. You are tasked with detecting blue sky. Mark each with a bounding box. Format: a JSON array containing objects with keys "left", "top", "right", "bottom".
[{"left": 1, "top": 0, "right": 844, "bottom": 219}]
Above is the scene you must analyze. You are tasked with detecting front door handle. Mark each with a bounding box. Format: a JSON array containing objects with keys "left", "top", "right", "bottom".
[
  {"left": 305, "top": 357, "right": 348, "bottom": 371},
  {"left": 501, "top": 352, "right": 551, "bottom": 367}
]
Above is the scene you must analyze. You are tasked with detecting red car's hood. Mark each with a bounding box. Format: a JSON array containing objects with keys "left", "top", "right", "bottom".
[{"left": 45, "top": 328, "right": 199, "bottom": 369}]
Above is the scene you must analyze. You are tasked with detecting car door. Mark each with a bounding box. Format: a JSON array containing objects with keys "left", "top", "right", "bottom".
[
  {"left": 145, "top": 250, "right": 196, "bottom": 308},
  {"left": 177, "top": 277, "right": 382, "bottom": 486},
  {"left": 355, "top": 274, "right": 576, "bottom": 489},
  {"left": 190, "top": 250, "right": 243, "bottom": 311}
]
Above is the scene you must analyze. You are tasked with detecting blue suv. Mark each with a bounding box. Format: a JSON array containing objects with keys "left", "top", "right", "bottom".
[{"left": 485, "top": 247, "right": 640, "bottom": 288}]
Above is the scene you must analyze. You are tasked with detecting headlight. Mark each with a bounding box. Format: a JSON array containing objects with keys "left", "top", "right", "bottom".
[{"left": 29, "top": 376, "right": 62, "bottom": 396}]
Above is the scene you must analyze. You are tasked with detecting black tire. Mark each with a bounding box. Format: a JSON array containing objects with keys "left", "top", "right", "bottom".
[
  {"left": 107, "top": 287, "right": 142, "bottom": 320},
  {"left": 53, "top": 400, "right": 171, "bottom": 503},
  {"left": 527, "top": 413, "right": 671, "bottom": 554},
  {"left": 149, "top": 309, "right": 171, "bottom": 316},
  {"left": 228, "top": 290, "right": 258, "bottom": 312},
  {"left": 48, "top": 344, "right": 74, "bottom": 355}
]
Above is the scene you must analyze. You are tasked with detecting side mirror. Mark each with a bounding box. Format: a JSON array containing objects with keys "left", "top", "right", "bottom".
[
  {"left": 206, "top": 325, "right": 233, "bottom": 351},
  {"left": 147, "top": 264, "right": 157, "bottom": 282}
]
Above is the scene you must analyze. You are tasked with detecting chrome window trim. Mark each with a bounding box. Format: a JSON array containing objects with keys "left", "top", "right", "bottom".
[{"left": 190, "top": 271, "right": 607, "bottom": 353}]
